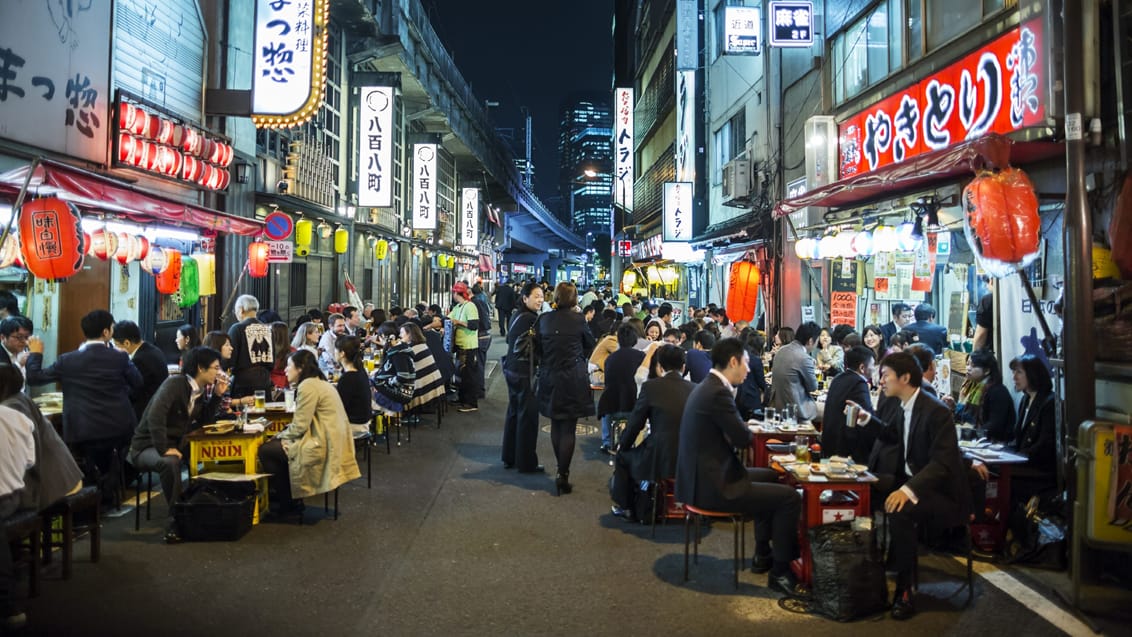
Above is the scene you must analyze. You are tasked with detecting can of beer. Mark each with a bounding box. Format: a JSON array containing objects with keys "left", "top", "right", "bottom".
[{"left": 845, "top": 403, "right": 861, "bottom": 428}]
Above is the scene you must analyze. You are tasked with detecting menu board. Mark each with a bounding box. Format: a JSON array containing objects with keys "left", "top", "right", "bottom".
[
  {"left": 831, "top": 259, "right": 858, "bottom": 293},
  {"left": 830, "top": 291, "right": 858, "bottom": 327}
]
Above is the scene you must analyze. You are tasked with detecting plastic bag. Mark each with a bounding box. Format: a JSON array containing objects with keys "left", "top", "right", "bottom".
[{"left": 809, "top": 522, "right": 889, "bottom": 621}]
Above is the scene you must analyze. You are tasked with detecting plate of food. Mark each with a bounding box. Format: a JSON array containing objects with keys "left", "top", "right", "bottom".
[{"left": 203, "top": 421, "right": 236, "bottom": 435}]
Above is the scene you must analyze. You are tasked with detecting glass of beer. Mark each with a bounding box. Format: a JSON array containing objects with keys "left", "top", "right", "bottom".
[{"left": 254, "top": 390, "right": 266, "bottom": 411}]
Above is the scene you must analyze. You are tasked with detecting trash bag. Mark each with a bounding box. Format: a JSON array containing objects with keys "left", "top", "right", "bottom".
[
  {"left": 809, "top": 522, "right": 889, "bottom": 622},
  {"left": 1006, "top": 495, "right": 1067, "bottom": 570}
]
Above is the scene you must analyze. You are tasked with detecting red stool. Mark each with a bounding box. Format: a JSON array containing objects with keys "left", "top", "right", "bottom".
[
  {"left": 683, "top": 504, "right": 746, "bottom": 590},
  {"left": 650, "top": 479, "right": 684, "bottom": 537}
]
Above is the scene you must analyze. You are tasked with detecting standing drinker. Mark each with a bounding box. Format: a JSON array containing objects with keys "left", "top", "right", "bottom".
[
  {"left": 448, "top": 283, "right": 481, "bottom": 412},
  {"left": 501, "top": 283, "right": 545, "bottom": 473}
]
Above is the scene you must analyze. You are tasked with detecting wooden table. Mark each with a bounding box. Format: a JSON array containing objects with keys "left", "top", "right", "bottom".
[
  {"left": 245, "top": 404, "right": 294, "bottom": 438},
  {"left": 184, "top": 429, "right": 271, "bottom": 524},
  {"left": 746, "top": 422, "right": 820, "bottom": 467},
  {"left": 964, "top": 447, "right": 1028, "bottom": 552},
  {"left": 782, "top": 464, "right": 877, "bottom": 585}
]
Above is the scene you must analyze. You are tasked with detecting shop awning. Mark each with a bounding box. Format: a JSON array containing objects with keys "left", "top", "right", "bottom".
[
  {"left": 0, "top": 159, "right": 264, "bottom": 236},
  {"left": 773, "top": 133, "right": 1064, "bottom": 218}
]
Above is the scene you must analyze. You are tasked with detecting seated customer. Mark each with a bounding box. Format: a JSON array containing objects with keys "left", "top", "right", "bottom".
[
  {"left": 684, "top": 331, "right": 715, "bottom": 384},
  {"left": 821, "top": 346, "right": 876, "bottom": 462},
  {"left": 0, "top": 398, "right": 35, "bottom": 630},
  {"left": 128, "top": 347, "right": 227, "bottom": 543},
  {"left": 676, "top": 338, "right": 807, "bottom": 598},
  {"left": 611, "top": 345, "right": 693, "bottom": 519},
  {"left": 113, "top": 320, "right": 169, "bottom": 421},
  {"left": 845, "top": 352, "right": 970, "bottom": 620},
  {"left": 597, "top": 325, "right": 646, "bottom": 455},
  {"left": 371, "top": 321, "right": 416, "bottom": 413},
  {"left": 957, "top": 351, "right": 1015, "bottom": 442},
  {"left": 1008, "top": 355, "right": 1058, "bottom": 506},
  {"left": 401, "top": 322, "right": 447, "bottom": 412},
  {"left": 735, "top": 329, "right": 769, "bottom": 419},
  {"left": 257, "top": 350, "right": 360, "bottom": 514},
  {"left": 334, "top": 335, "right": 373, "bottom": 436}
]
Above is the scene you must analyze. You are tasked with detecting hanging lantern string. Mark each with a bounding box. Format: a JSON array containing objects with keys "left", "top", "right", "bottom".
[{"left": 0, "top": 156, "right": 42, "bottom": 254}]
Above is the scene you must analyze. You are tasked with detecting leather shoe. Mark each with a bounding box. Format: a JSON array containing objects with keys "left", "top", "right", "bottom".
[
  {"left": 599, "top": 445, "right": 614, "bottom": 456},
  {"left": 163, "top": 529, "right": 185, "bottom": 545},
  {"left": 891, "top": 589, "right": 915, "bottom": 620},
  {"left": 751, "top": 553, "right": 772, "bottom": 574},
  {"left": 502, "top": 462, "right": 515, "bottom": 470},
  {"left": 611, "top": 505, "right": 632, "bottom": 520},
  {"left": 767, "top": 571, "right": 811, "bottom": 599},
  {"left": 517, "top": 465, "right": 545, "bottom": 474}
]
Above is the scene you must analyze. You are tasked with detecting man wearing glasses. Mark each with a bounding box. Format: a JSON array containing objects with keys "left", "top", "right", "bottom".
[
  {"left": 0, "top": 317, "right": 32, "bottom": 380},
  {"left": 127, "top": 347, "right": 228, "bottom": 544}
]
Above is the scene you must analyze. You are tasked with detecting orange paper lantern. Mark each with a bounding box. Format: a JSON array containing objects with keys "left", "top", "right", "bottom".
[
  {"left": 18, "top": 197, "right": 85, "bottom": 280},
  {"left": 248, "top": 241, "right": 270, "bottom": 278},
  {"left": 726, "top": 260, "right": 760, "bottom": 323},
  {"left": 963, "top": 168, "right": 1041, "bottom": 277},
  {"left": 155, "top": 249, "right": 182, "bottom": 294}
]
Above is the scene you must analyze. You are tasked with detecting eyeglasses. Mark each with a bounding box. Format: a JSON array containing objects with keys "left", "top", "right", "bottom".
[
  {"left": 209, "top": 364, "right": 222, "bottom": 371},
  {"left": 6, "top": 333, "right": 29, "bottom": 342}
]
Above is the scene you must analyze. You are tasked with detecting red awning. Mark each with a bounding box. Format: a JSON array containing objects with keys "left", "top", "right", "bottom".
[
  {"left": 0, "top": 159, "right": 264, "bottom": 236},
  {"left": 773, "top": 133, "right": 1064, "bottom": 218}
]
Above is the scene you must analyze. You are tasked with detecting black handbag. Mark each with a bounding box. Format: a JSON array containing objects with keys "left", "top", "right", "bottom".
[{"left": 808, "top": 522, "right": 889, "bottom": 621}]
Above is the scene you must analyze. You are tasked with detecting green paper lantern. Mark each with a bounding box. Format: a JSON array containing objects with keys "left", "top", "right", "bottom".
[{"left": 178, "top": 257, "right": 200, "bottom": 308}]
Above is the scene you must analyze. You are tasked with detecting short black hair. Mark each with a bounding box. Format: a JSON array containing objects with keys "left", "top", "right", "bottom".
[
  {"left": 841, "top": 332, "right": 862, "bottom": 348},
  {"left": 680, "top": 322, "right": 698, "bottom": 341},
  {"left": 905, "top": 342, "right": 935, "bottom": 375},
  {"left": 844, "top": 345, "right": 875, "bottom": 373},
  {"left": 880, "top": 351, "right": 923, "bottom": 387},
  {"left": 795, "top": 321, "right": 822, "bottom": 345},
  {"left": 711, "top": 337, "right": 747, "bottom": 370},
  {"left": 663, "top": 327, "right": 682, "bottom": 341},
  {"left": 0, "top": 316, "right": 32, "bottom": 337},
  {"left": 655, "top": 344, "right": 686, "bottom": 373},
  {"left": 657, "top": 302, "right": 673, "bottom": 319},
  {"left": 181, "top": 346, "right": 221, "bottom": 377},
  {"left": 1009, "top": 355, "right": 1053, "bottom": 394},
  {"left": 969, "top": 350, "right": 1003, "bottom": 384},
  {"left": 616, "top": 324, "right": 639, "bottom": 348},
  {"left": 831, "top": 324, "right": 855, "bottom": 345},
  {"left": 694, "top": 330, "right": 716, "bottom": 350},
  {"left": 892, "top": 303, "right": 911, "bottom": 317},
  {"left": 0, "top": 291, "right": 20, "bottom": 316},
  {"left": 428, "top": 304, "right": 443, "bottom": 315},
  {"left": 0, "top": 363, "right": 23, "bottom": 400},
  {"left": 743, "top": 329, "right": 765, "bottom": 355},
  {"left": 112, "top": 320, "right": 142, "bottom": 343},
  {"left": 80, "top": 310, "right": 115, "bottom": 339},
  {"left": 343, "top": 305, "right": 359, "bottom": 320},
  {"left": 914, "top": 303, "right": 936, "bottom": 321},
  {"left": 306, "top": 308, "right": 323, "bottom": 321}
]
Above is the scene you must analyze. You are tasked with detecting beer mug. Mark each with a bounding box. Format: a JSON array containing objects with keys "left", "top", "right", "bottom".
[{"left": 254, "top": 390, "right": 266, "bottom": 411}]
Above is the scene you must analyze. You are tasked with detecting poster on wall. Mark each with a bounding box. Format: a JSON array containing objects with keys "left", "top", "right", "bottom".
[
  {"left": 911, "top": 234, "right": 939, "bottom": 292},
  {"left": 830, "top": 291, "right": 858, "bottom": 327},
  {"left": 997, "top": 272, "right": 1062, "bottom": 372},
  {"left": 831, "top": 259, "right": 858, "bottom": 293},
  {"left": 874, "top": 252, "right": 893, "bottom": 300}
]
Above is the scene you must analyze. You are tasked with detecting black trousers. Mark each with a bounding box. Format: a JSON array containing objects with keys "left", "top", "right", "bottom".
[
  {"left": 497, "top": 309, "right": 512, "bottom": 336},
  {"left": 129, "top": 447, "right": 183, "bottom": 520},
  {"left": 550, "top": 418, "right": 577, "bottom": 474},
  {"left": 456, "top": 348, "right": 480, "bottom": 407},
  {"left": 257, "top": 438, "right": 296, "bottom": 509},
  {"left": 0, "top": 493, "right": 18, "bottom": 616},
  {"left": 886, "top": 493, "right": 952, "bottom": 588},
  {"left": 726, "top": 468, "right": 801, "bottom": 570},
  {"left": 502, "top": 370, "right": 540, "bottom": 471}
]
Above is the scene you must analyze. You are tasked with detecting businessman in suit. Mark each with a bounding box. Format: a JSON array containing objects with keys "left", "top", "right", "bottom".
[
  {"left": 112, "top": 320, "right": 169, "bottom": 421},
  {"left": 903, "top": 303, "right": 949, "bottom": 355},
  {"left": 26, "top": 310, "right": 143, "bottom": 496},
  {"left": 0, "top": 317, "right": 32, "bottom": 384},
  {"left": 683, "top": 330, "right": 714, "bottom": 383},
  {"left": 820, "top": 346, "right": 877, "bottom": 462},
  {"left": 880, "top": 303, "right": 913, "bottom": 346},
  {"left": 845, "top": 351, "right": 971, "bottom": 620},
  {"left": 676, "top": 338, "right": 807, "bottom": 598},
  {"left": 611, "top": 345, "right": 693, "bottom": 518},
  {"left": 769, "top": 321, "right": 821, "bottom": 421},
  {"left": 128, "top": 347, "right": 226, "bottom": 543}
]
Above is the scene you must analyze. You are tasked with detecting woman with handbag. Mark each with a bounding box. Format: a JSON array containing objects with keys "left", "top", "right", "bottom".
[
  {"left": 535, "top": 282, "right": 596, "bottom": 495},
  {"left": 501, "top": 283, "right": 545, "bottom": 473}
]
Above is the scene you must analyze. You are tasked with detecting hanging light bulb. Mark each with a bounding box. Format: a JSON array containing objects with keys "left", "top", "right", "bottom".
[
  {"left": 317, "top": 220, "right": 332, "bottom": 239},
  {"left": 794, "top": 238, "right": 814, "bottom": 260},
  {"left": 836, "top": 231, "right": 857, "bottom": 258},
  {"left": 852, "top": 230, "right": 874, "bottom": 257},
  {"left": 897, "top": 221, "right": 922, "bottom": 251},
  {"left": 818, "top": 234, "right": 838, "bottom": 260},
  {"left": 874, "top": 225, "right": 898, "bottom": 253}
]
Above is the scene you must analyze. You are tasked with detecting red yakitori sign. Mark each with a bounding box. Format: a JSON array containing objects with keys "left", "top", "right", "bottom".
[{"left": 838, "top": 18, "right": 1045, "bottom": 179}]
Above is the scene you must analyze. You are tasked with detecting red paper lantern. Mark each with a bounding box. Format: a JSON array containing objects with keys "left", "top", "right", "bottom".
[
  {"left": 114, "top": 232, "right": 132, "bottom": 265},
  {"left": 144, "top": 114, "right": 160, "bottom": 140},
  {"left": 89, "top": 228, "right": 118, "bottom": 261},
  {"left": 963, "top": 168, "right": 1040, "bottom": 269},
  {"left": 248, "top": 241, "right": 269, "bottom": 278},
  {"left": 117, "top": 102, "right": 137, "bottom": 131},
  {"left": 118, "top": 133, "right": 136, "bottom": 164},
  {"left": 155, "top": 249, "right": 182, "bottom": 294},
  {"left": 17, "top": 197, "right": 85, "bottom": 280},
  {"left": 129, "top": 106, "right": 148, "bottom": 136},
  {"left": 155, "top": 119, "right": 174, "bottom": 145},
  {"left": 725, "top": 260, "right": 761, "bottom": 323}
]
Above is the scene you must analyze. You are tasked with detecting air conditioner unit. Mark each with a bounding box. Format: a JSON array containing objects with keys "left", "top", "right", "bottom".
[{"left": 722, "top": 159, "right": 751, "bottom": 207}]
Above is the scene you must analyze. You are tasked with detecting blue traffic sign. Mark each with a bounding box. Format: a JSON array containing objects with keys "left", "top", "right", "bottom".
[{"left": 263, "top": 211, "right": 294, "bottom": 241}]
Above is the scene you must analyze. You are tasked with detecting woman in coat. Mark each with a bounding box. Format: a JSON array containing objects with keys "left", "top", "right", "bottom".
[
  {"left": 501, "top": 283, "right": 545, "bottom": 473},
  {"left": 535, "top": 282, "right": 596, "bottom": 495},
  {"left": 1008, "top": 354, "right": 1058, "bottom": 507},
  {"left": 257, "top": 350, "right": 360, "bottom": 514},
  {"left": 372, "top": 321, "right": 416, "bottom": 413}
]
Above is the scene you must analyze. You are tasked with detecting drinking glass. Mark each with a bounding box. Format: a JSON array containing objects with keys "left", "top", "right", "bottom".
[
  {"left": 794, "top": 435, "right": 811, "bottom": 463},
  {"left": 254, "top": 390, "right": 266, "bottom": 411},
  {"left": 785, "top": 404, "right": 797, "bottom": 426},
  {"left": 284, "top": 388, "right": 296, "bottom": 411},
  {"left": 765, "top": 407, "right": 776, "bottom": 425}
]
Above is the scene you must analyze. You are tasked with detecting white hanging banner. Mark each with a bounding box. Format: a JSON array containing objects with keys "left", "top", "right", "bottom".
[
  {"left": 461, "top": 187, "right": 479, "bottom": 247},
  {"left": 412, "top": 144, "right": 437, "bottom": 230},
  {"left": 675, "top": 70, "right": 696, "bottom": 183},
  {"left": 663, "top": 182, "right": 693, "bottom": 242},
  {"left": 358, "top": 86, "right": 394, "bottom": 207},
  {"left": 614, "top": 88, "right": 635, "bottom": 214}
]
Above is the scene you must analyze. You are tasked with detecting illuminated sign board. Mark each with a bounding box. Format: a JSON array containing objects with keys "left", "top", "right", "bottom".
[
  {"left": 724, "top": 6, "right": 761, "bottom": 55},
  {"left": 252, "top": 0, "right": 330, "bottom": 128},
  {"left": 358, "top": 86, "right": 395, "bottom": 207},
  {"left": 675, "top": 70, "right": 696, "bottom": 183},
  {"left": 614, "top": 88, "right": 635, "bottom": 214},
  {"left": 412, "top": 144, "right": 437, "bottom": 230},
  {"left": 768, "top": 1, "right": 814, "bottom": 47},
  {"left": 461, "top": 188, "right": 479, "bottom": 247},
  {"left": 663, "top": 182, "right": 693, "bottom": 242}
]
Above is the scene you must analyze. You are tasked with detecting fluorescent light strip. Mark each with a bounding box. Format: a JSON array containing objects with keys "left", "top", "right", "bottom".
[{"left": 79, "top": 218, "right": 200, "bottom": 242}]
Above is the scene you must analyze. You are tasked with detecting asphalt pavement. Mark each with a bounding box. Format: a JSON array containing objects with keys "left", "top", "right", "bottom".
[{"left": 11, "top": 339, "right": 1115, "bottom": 636}]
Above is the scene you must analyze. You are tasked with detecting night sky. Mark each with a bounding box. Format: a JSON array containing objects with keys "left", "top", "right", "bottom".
[{"left": 422, "top": 0, "right": 613, "bottom": 203}]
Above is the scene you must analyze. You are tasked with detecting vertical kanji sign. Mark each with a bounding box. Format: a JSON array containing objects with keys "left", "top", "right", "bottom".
[
  {"left": 413, "top": 144, "right": 437, "bottom": 230},
  {"left": 358, "top": 86, "right": 394, "bottom": 207},
  {"left": 461, "top": 187, "right": 479, "bottom": 248},
  {"left": 614, "top": 88, "right": 634, "bottom": 214},
  {"left": 1110, "top": 425, "right": 1132, "bottom": 527},
  {"left": 252, "top": 0, "right": 330, "bottom": 126},
  {"left": 663, "top": 182, "right": 692, "bottom": 242}
]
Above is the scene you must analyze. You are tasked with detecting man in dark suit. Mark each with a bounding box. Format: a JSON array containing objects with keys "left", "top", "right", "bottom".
[
  {"left": 611, "top": 345, "right": 693, "bottom": 519},
  {"left": 112, "top": 320, "right": 169, "bottom": 421},
  {"left": 0, "top": 316, "right": 32, "bottom": 381},
  {"left": 903, "top": 303, "right": 949, "bottom": 355},
  {"left": 128, "top": 347, "right": 226, "bottom": 543},
  {"left": 683, "top": 330, "right": 714, "bottom": 383},
  {"left": 26, "top": 310, "right": 142, "bottom": 494},
  {"left": 492, "top": 282, "right": 516, "bottom": 336},
  {"left": 821, "top": 346, "right": 876, "bottom": 462},
  {"left": 880, "top": 303, "right": 913, "bottom": 346},
  {"left": 676, "top": 338, "right": 807, "bottom": 598},
  {"left": 845, "top": 351, "right": 971, "bottom": 620},
  {"left": 598, "top": 325, "right": 646, "bottom": 454}
]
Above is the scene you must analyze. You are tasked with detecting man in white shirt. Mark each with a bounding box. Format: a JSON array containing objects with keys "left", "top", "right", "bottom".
[
  {"left": 0, "top": 317, "right": 32, "bottom": 384},
  {"left": 845, "top": 351, "right": 970, "bottom": 620},
  {"left": 0, "top": 403, "right": 35, "bottom": 629},
  {"left": 318, "top": 313, "right": 347, "bottom": 370}
]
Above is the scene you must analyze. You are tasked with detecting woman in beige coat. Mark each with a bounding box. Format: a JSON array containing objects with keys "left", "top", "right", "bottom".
[{"left": 258, "top": 350, "right": 360, "bottom": 514}]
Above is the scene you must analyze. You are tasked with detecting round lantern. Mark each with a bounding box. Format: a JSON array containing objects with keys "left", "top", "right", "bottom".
[
  {"left": 18, "top": 197, "right": 85, "bottom": 280},
  {"left": 118, "top": 133, "right": 137, "bottom": 164},
  {"left": 178, "top": 256, "right": 200, "bottom": 308},
  {"left": 193, "top": 253, "right": 216, "bottom": 296},
  {"left": 794, "top": 237, "right": 814, "bottom": 260},
  {"left": 818, "top": 234, "right": 838, "bottom": 259},
  {"left": 334, "top": 227, "right": 349, "bottom": 254},
  {"left": 131, "top": 235, "right": 150, "bottom": 262},
  {"left": 295, "top": 219, "right": 312, "bottom": 257},
  {"left": 155, "top": 249, "right": 182, "bottom": 294},
  {"left": 113, "top": 232, "right": 131, "bottom": 264},
  {"left": 374, "top": 239, "right": 389, "bottom": 261},
  {"left": 963, "top": 168, "right": 1041, "bottom": 278},
  {"left": 155, "top": 119, "right": 174, "bottom": 145},
  {"left": 89, "top": 228, "right": 119, "bottom": 261},
  {"left": 141, "top": 246, "right": 167, "bottom": 275},
  {"left": 897, "top": 222, "right": 922, "bottom": 252},
  {"left": 851, "top": 230, "right": 874, "bottom": 257},
  {"left": 726, "top": 260, "right": 760, "bottom": 323},
  {"left": 873, "top": 225, "right": 898, "bottom": 253},
  {"left": 129, "top": 106, "right": 148, "bottom": 136},
  {"left": 621, "top": 270, "right": 638, "bottom": 293},
  {"left": 0, "top": 234, "right": 20, "bottom": 269},
  {"left": 248, "top": 241, "right": 270, "bottom": 278}
]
